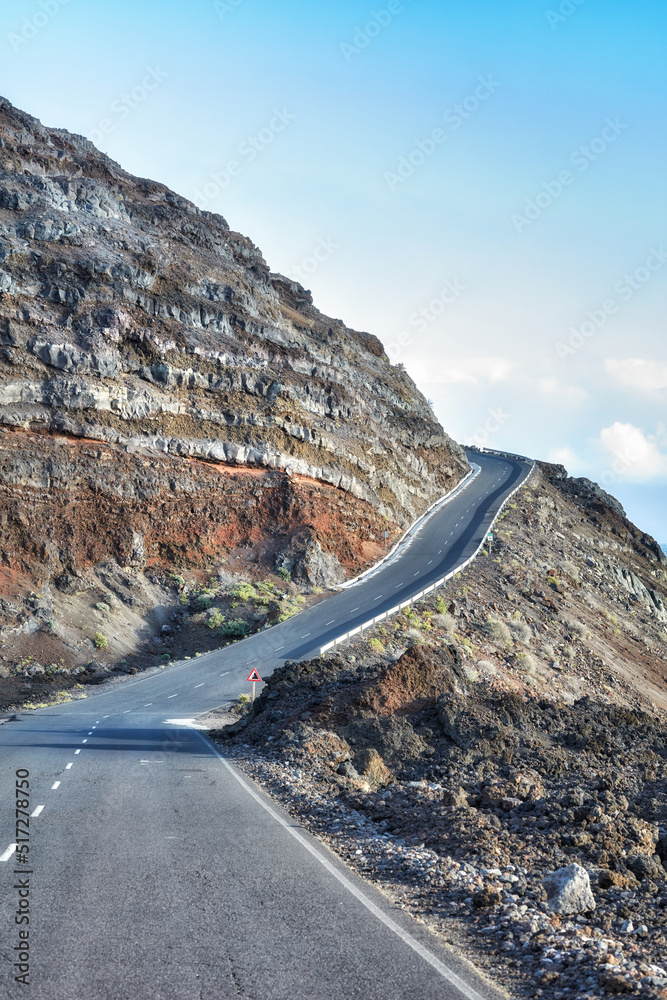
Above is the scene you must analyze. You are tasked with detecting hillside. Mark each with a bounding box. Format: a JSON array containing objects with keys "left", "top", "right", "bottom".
[
  {"left": 215, "top": 461, "right": 667, "bottom": 1000},
  {"left": 0, "top": 96, "right": 467, "bottom": 703}
]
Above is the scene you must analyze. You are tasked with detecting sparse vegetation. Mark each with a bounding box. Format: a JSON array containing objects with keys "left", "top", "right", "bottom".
[
  {"left": 484, "top": 617, "right": 512, "bottom": 648},
  {"left": 93, "top": 632, "right": 108, "bottom": 650},
  {"left": 230, "top": 582, "right": 257, "bottom": 602},
  {"left": 206, "top": 608, "right": 225, "bottom": 630},
  {"left": 220, "top": 618, "right": 248, "bottom": 638}
]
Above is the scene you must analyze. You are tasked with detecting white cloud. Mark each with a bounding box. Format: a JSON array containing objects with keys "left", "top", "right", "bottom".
[
  {"left": 537, "top": 378, "right": 587, "bottom": 405},
  {"left": 413, "top": 356, "right": 516, "bottom": 387},
  {"left": 596, "top": 422, "right": 667, "bottom": 481},
  {"left": 605, "top": 358, "right": 667, "bottom": 392},
  {"left": 548, "top": 446, "right": 582, "bottom": 472}
]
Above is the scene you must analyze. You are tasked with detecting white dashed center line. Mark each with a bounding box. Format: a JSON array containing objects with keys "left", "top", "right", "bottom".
[
  {"left": 81, "top": 739, "right": 87, "bottom": 744},
  {"left": 427, "top": 560, "right": 433, "bottom": 565},
  {"left": 373, "top": 595, "right": 383, "bottom": 600},
  {"left": 220, "top": 671, "right": 230, "bottom": 677},
  {"left": 194, "top": 683, "right": 205, "bottom": 689},
  {"left": 395, "top": 584, "right": 402, "bottom": 589},
  {"left": 123, "top": 710, "right": 131, "bottom": 714},
  {"left": 51, "top": 781, "right": 61, "bottom": 790},
  {"left": 275, "top": 646, "right": 284, "bottom": 652},
  {"left": 144, "top": 703, "right": 153, "bottom": 707},
  {"left": 350, "top": 607, "right": 359, "bottom": 612},
  {"left": 167, "top": 694, "right": 177, "bottom": 699},
  {"left": 325, "top": 620, "right": 336, "bottom": 626},
  {"left": 74, "top": 749, "right": 81, "bottom": 755},
  {"left": 103, "top": 715, "right": 110, "bottom": 719},
  {"left": 0, "top": 844, "right": 16, "bottom": 862},
  {"left": 87, "top": 732, "right": 92, "bottom": 735},
  {"left": 66, "top": 763, "right": 73, "bottom": 770},
  {"left": 31, "top": 805, "right": 45, "bottom": 818},
  {"left": 301, "top": 633, "right": 311, "bottom": 638}
]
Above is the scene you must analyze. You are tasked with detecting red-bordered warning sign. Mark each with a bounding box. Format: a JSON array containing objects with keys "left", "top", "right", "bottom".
[{"left": 246, "top": 668, "right": 262, "bottom": 682}]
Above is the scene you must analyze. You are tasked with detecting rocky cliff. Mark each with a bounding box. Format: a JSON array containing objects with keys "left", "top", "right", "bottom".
[{"left": 0, "top": 95, "right": 468, "bottom": 605}]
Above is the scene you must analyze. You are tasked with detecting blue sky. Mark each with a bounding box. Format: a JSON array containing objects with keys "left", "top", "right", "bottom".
[{"left": 1, "top": 0, "right": 665, "bottom": 540}]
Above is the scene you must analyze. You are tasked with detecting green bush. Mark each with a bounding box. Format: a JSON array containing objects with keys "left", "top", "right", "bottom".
[
  {"left": 94, "top": 632, "right": 108, "bottom": 650},
  {"left": 230, "top": 582, "right": 257, "bottom": 602},
  {"left": 197, "top": 594, "right": 213, "bottom": 609},
  {"left": 277, "top": 567, "right": 291, "bottom": 582},
  {"left": 206, "top": 609, "right": 225, "bottom": 630},
  {"left": 221, "top": 618, "right": 248, "bottom": 638}
]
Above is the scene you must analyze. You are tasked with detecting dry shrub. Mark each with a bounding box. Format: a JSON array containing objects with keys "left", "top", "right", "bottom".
[{"left": 485, "top": 617, "right": 512, "bottom": 649}]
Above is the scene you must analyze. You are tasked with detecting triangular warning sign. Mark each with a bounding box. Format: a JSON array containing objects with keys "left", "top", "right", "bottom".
[{"left": 246, "top": 668, "right": 262, "bottom": 682}]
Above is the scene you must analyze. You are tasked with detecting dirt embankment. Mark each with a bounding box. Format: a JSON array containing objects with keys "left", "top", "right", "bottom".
[
  {"left": 213, "top": 464, "right": 667, "bottom": 999},
  {"left": 0, "top": 423, "right": 403, "bottom": 712}
]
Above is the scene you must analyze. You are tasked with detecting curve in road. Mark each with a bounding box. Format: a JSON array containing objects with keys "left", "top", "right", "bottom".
[{"left": 0, "top": 449, "right": 531, "bottom": 999}]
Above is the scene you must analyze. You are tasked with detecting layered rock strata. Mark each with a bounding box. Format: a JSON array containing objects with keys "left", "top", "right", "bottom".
[{"left": 0, "top": 95, "right": 467, "bottom": 582}]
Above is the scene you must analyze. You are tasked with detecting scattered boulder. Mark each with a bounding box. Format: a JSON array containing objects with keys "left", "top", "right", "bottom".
[
  {"left": 625, "top": 853, "right": 665, "bottom": 882},
  {"left": 442, "top": 785, "right": 470, "bottom": 809},
  {"left": 274, "top": 527, "right": 346, "bottom": 590},
  {"left": 353, "top": 748, "right": 392, "bottom": 789},
  {"left": 472, "top": 886, "right": 502, "bottom": 909},
  {"left": 542, "top": 863, "right": 595, "bottom": 914}
]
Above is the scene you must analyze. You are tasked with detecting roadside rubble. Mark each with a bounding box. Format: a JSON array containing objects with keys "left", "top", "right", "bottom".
[{"left": 211, "top": 637, "right": 667, "bottom": 999}]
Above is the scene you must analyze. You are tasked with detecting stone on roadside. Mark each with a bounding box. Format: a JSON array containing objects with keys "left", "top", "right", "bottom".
[{"left": 542, "top": 863, "right": 595, "bottom": 914}]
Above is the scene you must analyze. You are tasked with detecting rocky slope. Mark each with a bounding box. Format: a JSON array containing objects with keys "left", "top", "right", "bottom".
[
  {"left": 0, "top": 95, "right": 467, "bottom": 691},
  {"left": 215, "top": 462, "right": 667, "bottom": 999}
]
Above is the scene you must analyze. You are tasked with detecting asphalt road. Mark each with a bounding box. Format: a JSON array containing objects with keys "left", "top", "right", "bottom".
[{"left": 0, "top": 449, "right": 531, "bottom": 999}]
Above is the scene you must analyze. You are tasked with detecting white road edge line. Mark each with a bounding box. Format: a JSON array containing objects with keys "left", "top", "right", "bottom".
[
  {"left": 0, "top": 844, "right": 16, "bottom": 862},
  {"left": 51, "top": 781, "right": 61, "bottom": 790},
  {"left": 31, "top": 806, "right": 45, "bottom": 817},
  {"left": 198, "top": 734, "right": 488, "bottom": 1000}
]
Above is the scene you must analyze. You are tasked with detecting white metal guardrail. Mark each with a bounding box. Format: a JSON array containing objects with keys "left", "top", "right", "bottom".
[
  {"left": 339, "top": 463, "right": 481, "bottom": 590},
  {"left": 318, "top": 456, "right": 536, "bottom": 656}
]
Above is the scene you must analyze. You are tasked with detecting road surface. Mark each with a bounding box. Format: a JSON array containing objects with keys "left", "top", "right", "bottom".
[{"left": 0, "top": 448, "right": 531, "bottom": 999}]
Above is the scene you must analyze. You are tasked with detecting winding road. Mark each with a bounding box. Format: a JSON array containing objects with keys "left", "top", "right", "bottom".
[{"left": 0, "top": 448, "right": 532, "bottom": 999}]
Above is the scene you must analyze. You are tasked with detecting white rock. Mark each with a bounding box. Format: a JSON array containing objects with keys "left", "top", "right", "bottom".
[{"left": 542, "top": 863, "right": 595, "bottom": 915}]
